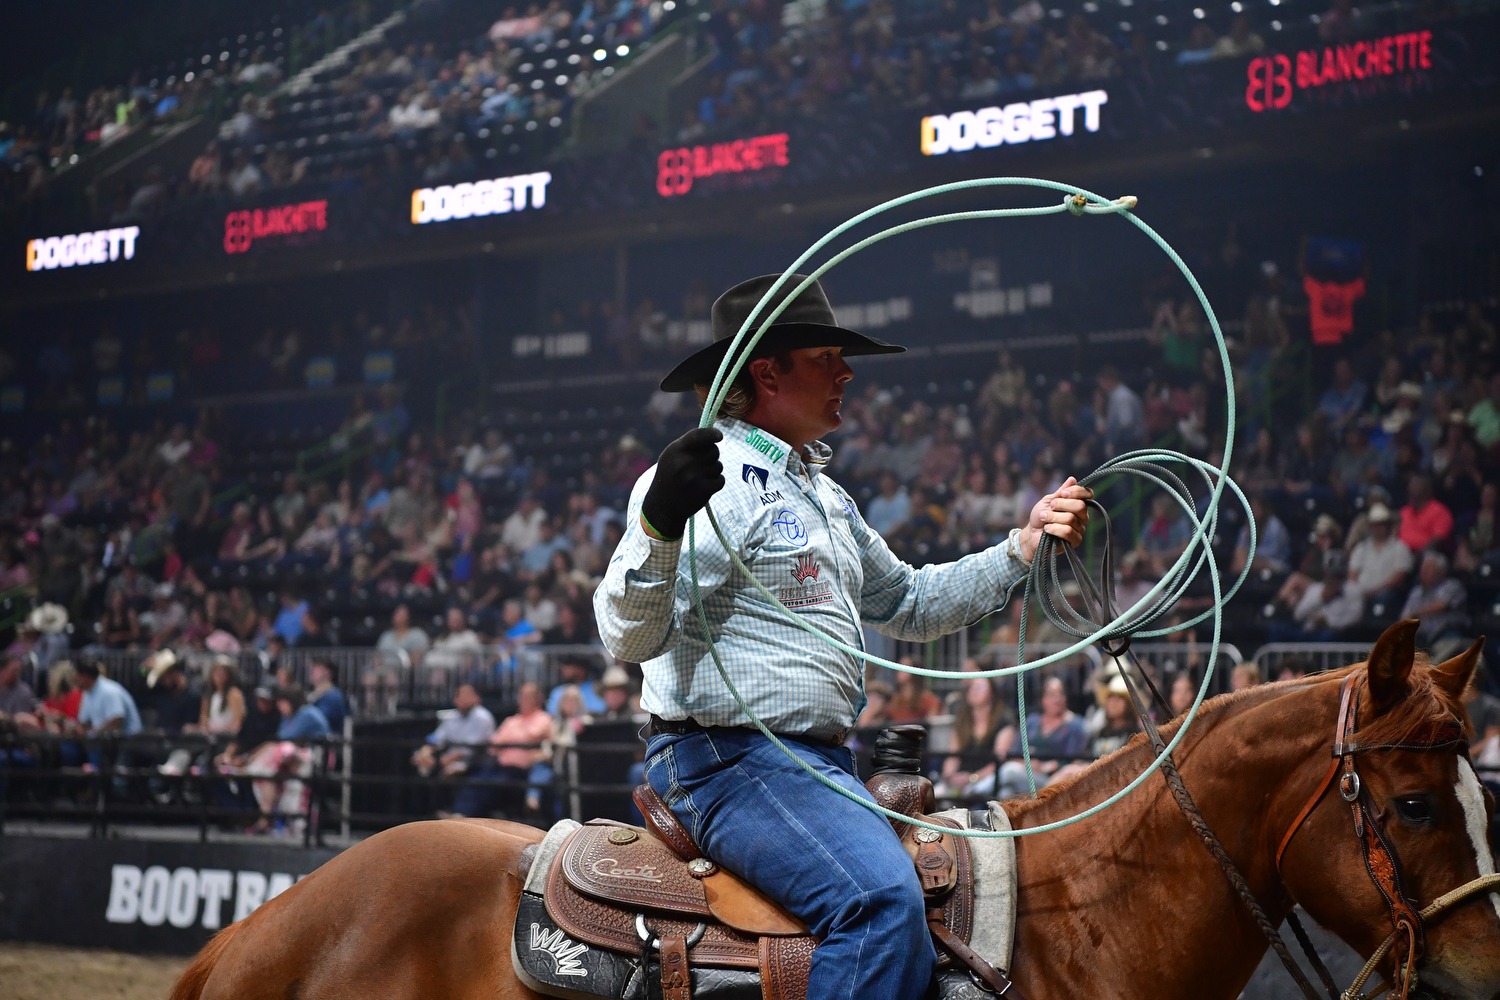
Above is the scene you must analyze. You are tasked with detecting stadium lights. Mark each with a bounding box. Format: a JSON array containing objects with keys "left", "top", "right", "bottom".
[
  {"left": 616, "top": 44, "right": 630, "bottom": 56},
  {"left": 1193, "top": 8, "right": 1206, "bottom": 19},
  {"left": 593, "top": 49, "right": 607, "bottom": 61}
]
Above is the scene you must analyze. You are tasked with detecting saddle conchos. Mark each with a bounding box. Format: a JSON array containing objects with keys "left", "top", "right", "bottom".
[{"left": 511, "top": 726, "right": 1021, "bottom": 1000}]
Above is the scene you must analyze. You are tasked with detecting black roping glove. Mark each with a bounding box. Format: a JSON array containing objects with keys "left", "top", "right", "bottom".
[{"left": 641, "top": 427, "right": 725, "bottom": 540}]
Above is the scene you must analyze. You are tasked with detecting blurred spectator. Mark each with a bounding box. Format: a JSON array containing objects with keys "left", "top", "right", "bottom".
[
  {"left": 1399, "top": 551, "right": 1469, "bottom": 648},
  {"left": 1267, "top": 555, "right": 1363, "bottom": 642},
  {"left": 546, "top": 655, "right": 606, "bottom": 716},
  {"left": 1316, "top": 359, "right": 1368, "bottom": 434},
  {"left": 1168, "top": 672, "right": 1196, "bottom": 717},
  {"left": 1096, "top": 366, "right": 1146, "bottom": 453},
  {"left": 377, "top": 603, "right": 431, "bottom": 665},
  {"left": 412, "top": 683, "right": 496, "bottom": 779},
  {"left": 865, "top": 472, "right": 911, "bottom": 537},
  {"left": 198, "top": 656, "right": 246, "bottom": 738},
  {"left": 1348, "top": 503, "right": 1413, "bottom": 606},
  {"left": 857, "top": 679, "right": 893, "bottom": 731},
  {"left": 307, "top": 657, "right": 349, "bottom": 733},
  {"left": 1229, "top": 662, "right": 1261, "bottom": 692},
  {"left": 936, "top": 673, "right": 1014, "bottom": 800},
  {"left": 0, "top": 652, "right": 38, "bottom": 720},
  {"left": 72, "top": 657, "right": 143, "bottom": 737},
  {"left": 1211, "top": 14, "right": 1264, "bottom": 59},
  {"left": 596, "top": 665, "right": 638, "bottom": 721},
  {"left": 236, "top": 684, "right": 330, "bottom": 835},
  {"left": 1399, "top": 474, "right": 1454, "bottom": 554},
  {"left": 885, "top": 668, "right": 941, "bottom": 724},
  {"left": 446, "top": 681, "right": 551, "bottom": 819},
  {"left": 1233, "top": 493, "right": 1292, "bottom": 578},
  {"left": 996, "top": 677, "right": 1087, "bottom": 798}
]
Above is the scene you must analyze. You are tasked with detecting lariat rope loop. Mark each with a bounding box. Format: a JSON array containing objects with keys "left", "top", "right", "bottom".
[{"left": 685, "top": 177, "right": 1244, "bottom": 839}]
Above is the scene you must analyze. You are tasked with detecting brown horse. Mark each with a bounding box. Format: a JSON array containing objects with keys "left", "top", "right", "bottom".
[{"left": 171, "top": 620, "right": 1500, "bottom": 1000}]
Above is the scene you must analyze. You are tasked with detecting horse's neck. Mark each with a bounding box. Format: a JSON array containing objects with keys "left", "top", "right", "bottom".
[{"left": 1002, "top": 679, "right": 1341, "bottom": 1000}]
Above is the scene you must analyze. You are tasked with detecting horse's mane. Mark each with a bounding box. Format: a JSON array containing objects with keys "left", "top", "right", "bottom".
[{"left": 1006, "top": 654, "right": 1466, "bottom": 820}]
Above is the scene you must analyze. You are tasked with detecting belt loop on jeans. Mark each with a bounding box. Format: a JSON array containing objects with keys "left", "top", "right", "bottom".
[{"left": 647, "top": 714, "right": 847, "bottom": 749}]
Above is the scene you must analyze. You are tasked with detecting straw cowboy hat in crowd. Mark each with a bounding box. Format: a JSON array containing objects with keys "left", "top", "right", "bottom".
[
  {"left": 27, "top": 603, "right": 68, "bottom": 635},
  {"left": 145, "top": 649, "right": 182, "bottom": 688}
]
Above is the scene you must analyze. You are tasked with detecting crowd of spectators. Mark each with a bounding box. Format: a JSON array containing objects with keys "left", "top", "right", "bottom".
[
  {"left": 111, "top": 0, "right": 684, "bottom": 224},
  {"left": 1, "top": 0, "right": 403, "bottom": 216}
]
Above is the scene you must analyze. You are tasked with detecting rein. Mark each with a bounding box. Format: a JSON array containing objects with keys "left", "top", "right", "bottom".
[
  {"left": 1273, "top": 668, "right": 1492, "bottom": 1000},
  {"left": 1045, "top": 501, "right": 1340, "bottom": 1000}
]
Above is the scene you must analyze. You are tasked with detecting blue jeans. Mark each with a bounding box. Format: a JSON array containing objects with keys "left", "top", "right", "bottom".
[{"left": 645, "top": 729, "right": 936, "bottom": 1000}]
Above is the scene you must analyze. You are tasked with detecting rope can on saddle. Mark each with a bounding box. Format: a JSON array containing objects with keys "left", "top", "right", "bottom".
[{"left": 512, "top": 724, "right": 1025, "bottom": 1000}]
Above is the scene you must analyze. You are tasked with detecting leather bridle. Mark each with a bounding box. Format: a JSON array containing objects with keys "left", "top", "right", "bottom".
[{"left": 1274, "top": 668, "right": 1478, "bottom": 1000}]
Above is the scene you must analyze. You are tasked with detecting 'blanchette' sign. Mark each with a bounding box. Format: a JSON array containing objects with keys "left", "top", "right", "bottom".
[{"left": 224, "top": 200, "right": 328, "bottom": 254}]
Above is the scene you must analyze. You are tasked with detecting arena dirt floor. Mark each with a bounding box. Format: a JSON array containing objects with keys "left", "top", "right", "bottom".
[{"left": 0, "top": 942, "right": 188, "bottom": 1000}]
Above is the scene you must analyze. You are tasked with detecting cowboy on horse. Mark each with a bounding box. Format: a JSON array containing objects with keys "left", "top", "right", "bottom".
[{"left": 592, "top": 273, "right": 1094, "bottom": 1000}]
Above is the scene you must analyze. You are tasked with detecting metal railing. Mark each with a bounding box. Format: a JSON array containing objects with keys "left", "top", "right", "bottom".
[
  {"left": 1251, "top": 643, "right": 1373, "bottom": 678},
  {"left": 27, "top": 643, "right": 612, "bottom": 719},
  {"left": 6, "top": 719, "right": 1494, "bottom": 849}
]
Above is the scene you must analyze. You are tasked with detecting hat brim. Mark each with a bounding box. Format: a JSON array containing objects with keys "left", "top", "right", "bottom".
[{"left": 660, "top": 323, "right": 905, "bottom": 392}]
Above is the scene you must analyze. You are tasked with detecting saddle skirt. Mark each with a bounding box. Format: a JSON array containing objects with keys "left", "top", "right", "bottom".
[{"left": 511, "top": 806, "right": 1017, "bottom": 1000}]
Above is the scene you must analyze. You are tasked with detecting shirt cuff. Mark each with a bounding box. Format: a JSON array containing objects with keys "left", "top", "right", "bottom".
[{"left": 1006, "top": 527, "right": 1034, "bottom": 568}]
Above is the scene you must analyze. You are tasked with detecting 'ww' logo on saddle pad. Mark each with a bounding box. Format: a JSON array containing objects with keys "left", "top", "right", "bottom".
[{"left": 529, "top": 923, "right": 588, "bottom": 977}]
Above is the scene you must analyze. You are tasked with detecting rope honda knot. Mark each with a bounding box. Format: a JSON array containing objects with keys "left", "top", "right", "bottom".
[{"left": 1066, "top": 193, "right": 1088, "bottom": 216}]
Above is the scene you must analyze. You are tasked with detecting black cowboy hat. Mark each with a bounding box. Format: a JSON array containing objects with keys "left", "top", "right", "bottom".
[{"left": 659, "top": 273, "right": 906, "bottom": 392}]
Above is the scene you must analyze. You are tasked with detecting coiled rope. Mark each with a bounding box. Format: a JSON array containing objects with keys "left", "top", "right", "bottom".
[{"left": 681, "top": 177, "right": 1252, "bottom": 839}]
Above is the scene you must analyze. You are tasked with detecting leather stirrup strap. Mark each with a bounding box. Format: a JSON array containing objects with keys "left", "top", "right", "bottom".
[
  {"left": 659, "top": 933, "right": 693, "bottom": 1000},
  {"left": 927, "top": 909, "right": 1026, "bottom": 999}
]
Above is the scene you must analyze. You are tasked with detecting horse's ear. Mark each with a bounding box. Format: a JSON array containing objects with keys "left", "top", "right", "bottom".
[
  {"left": 1366, "top": 619, "right": 1419, "bottom": 714},
  {"left": 1430, "top": 635, "right": 1484, "bottom": 700}
]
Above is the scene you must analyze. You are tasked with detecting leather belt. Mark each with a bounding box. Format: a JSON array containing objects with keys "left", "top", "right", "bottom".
[{"left": 646, "top": 715, "right": 848, "bottom": 749}]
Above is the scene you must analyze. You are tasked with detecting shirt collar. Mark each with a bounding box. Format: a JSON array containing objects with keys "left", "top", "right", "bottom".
[{"left": 716, "top": 417, "right": 834, "bottom": 478}]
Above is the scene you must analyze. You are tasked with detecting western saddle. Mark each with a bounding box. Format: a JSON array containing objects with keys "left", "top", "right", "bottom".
[{"left": 512, "top": 726, "right": 1019, "bottom": 1000}]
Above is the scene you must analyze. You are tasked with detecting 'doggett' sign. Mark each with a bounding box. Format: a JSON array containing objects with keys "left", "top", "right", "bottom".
[{"left": 920, "top": 90, "right": 1108, "bottom": 156}]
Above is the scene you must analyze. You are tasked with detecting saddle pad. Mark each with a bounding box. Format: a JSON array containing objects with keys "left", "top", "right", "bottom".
[
  {"left": 939, "top": 803, "right": 1018, "bottom": 975},
  {"left": 525, "top": 819, "right": 583, "bottom": 895}
]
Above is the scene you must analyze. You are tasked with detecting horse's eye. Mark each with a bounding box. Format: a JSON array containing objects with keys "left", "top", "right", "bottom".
[{"left": 1393, "top": 797, "right": 1433, "bottom": 826}]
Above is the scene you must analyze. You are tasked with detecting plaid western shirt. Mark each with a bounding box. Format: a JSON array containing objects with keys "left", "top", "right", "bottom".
[{"left": 594, "top": 417, "right": 1032, "bottom": 741}]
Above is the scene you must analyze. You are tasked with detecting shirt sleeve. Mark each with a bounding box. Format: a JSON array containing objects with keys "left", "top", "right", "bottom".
[
  {"left": 851, "top": 497, "right": 1029, "bottom": 640},
  {"left": 593, "top": 467, "right": 741, "bottom": 664}
]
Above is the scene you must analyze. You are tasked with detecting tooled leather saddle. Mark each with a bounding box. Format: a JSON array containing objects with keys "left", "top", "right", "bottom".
[{"left": 511, "top": 726, "right": 1019, "bottom": 1000}]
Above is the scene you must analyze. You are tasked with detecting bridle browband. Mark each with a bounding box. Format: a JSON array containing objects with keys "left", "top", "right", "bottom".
[{"left": 1273, "top": 667, "right": 1485, "bottom": 1000}]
